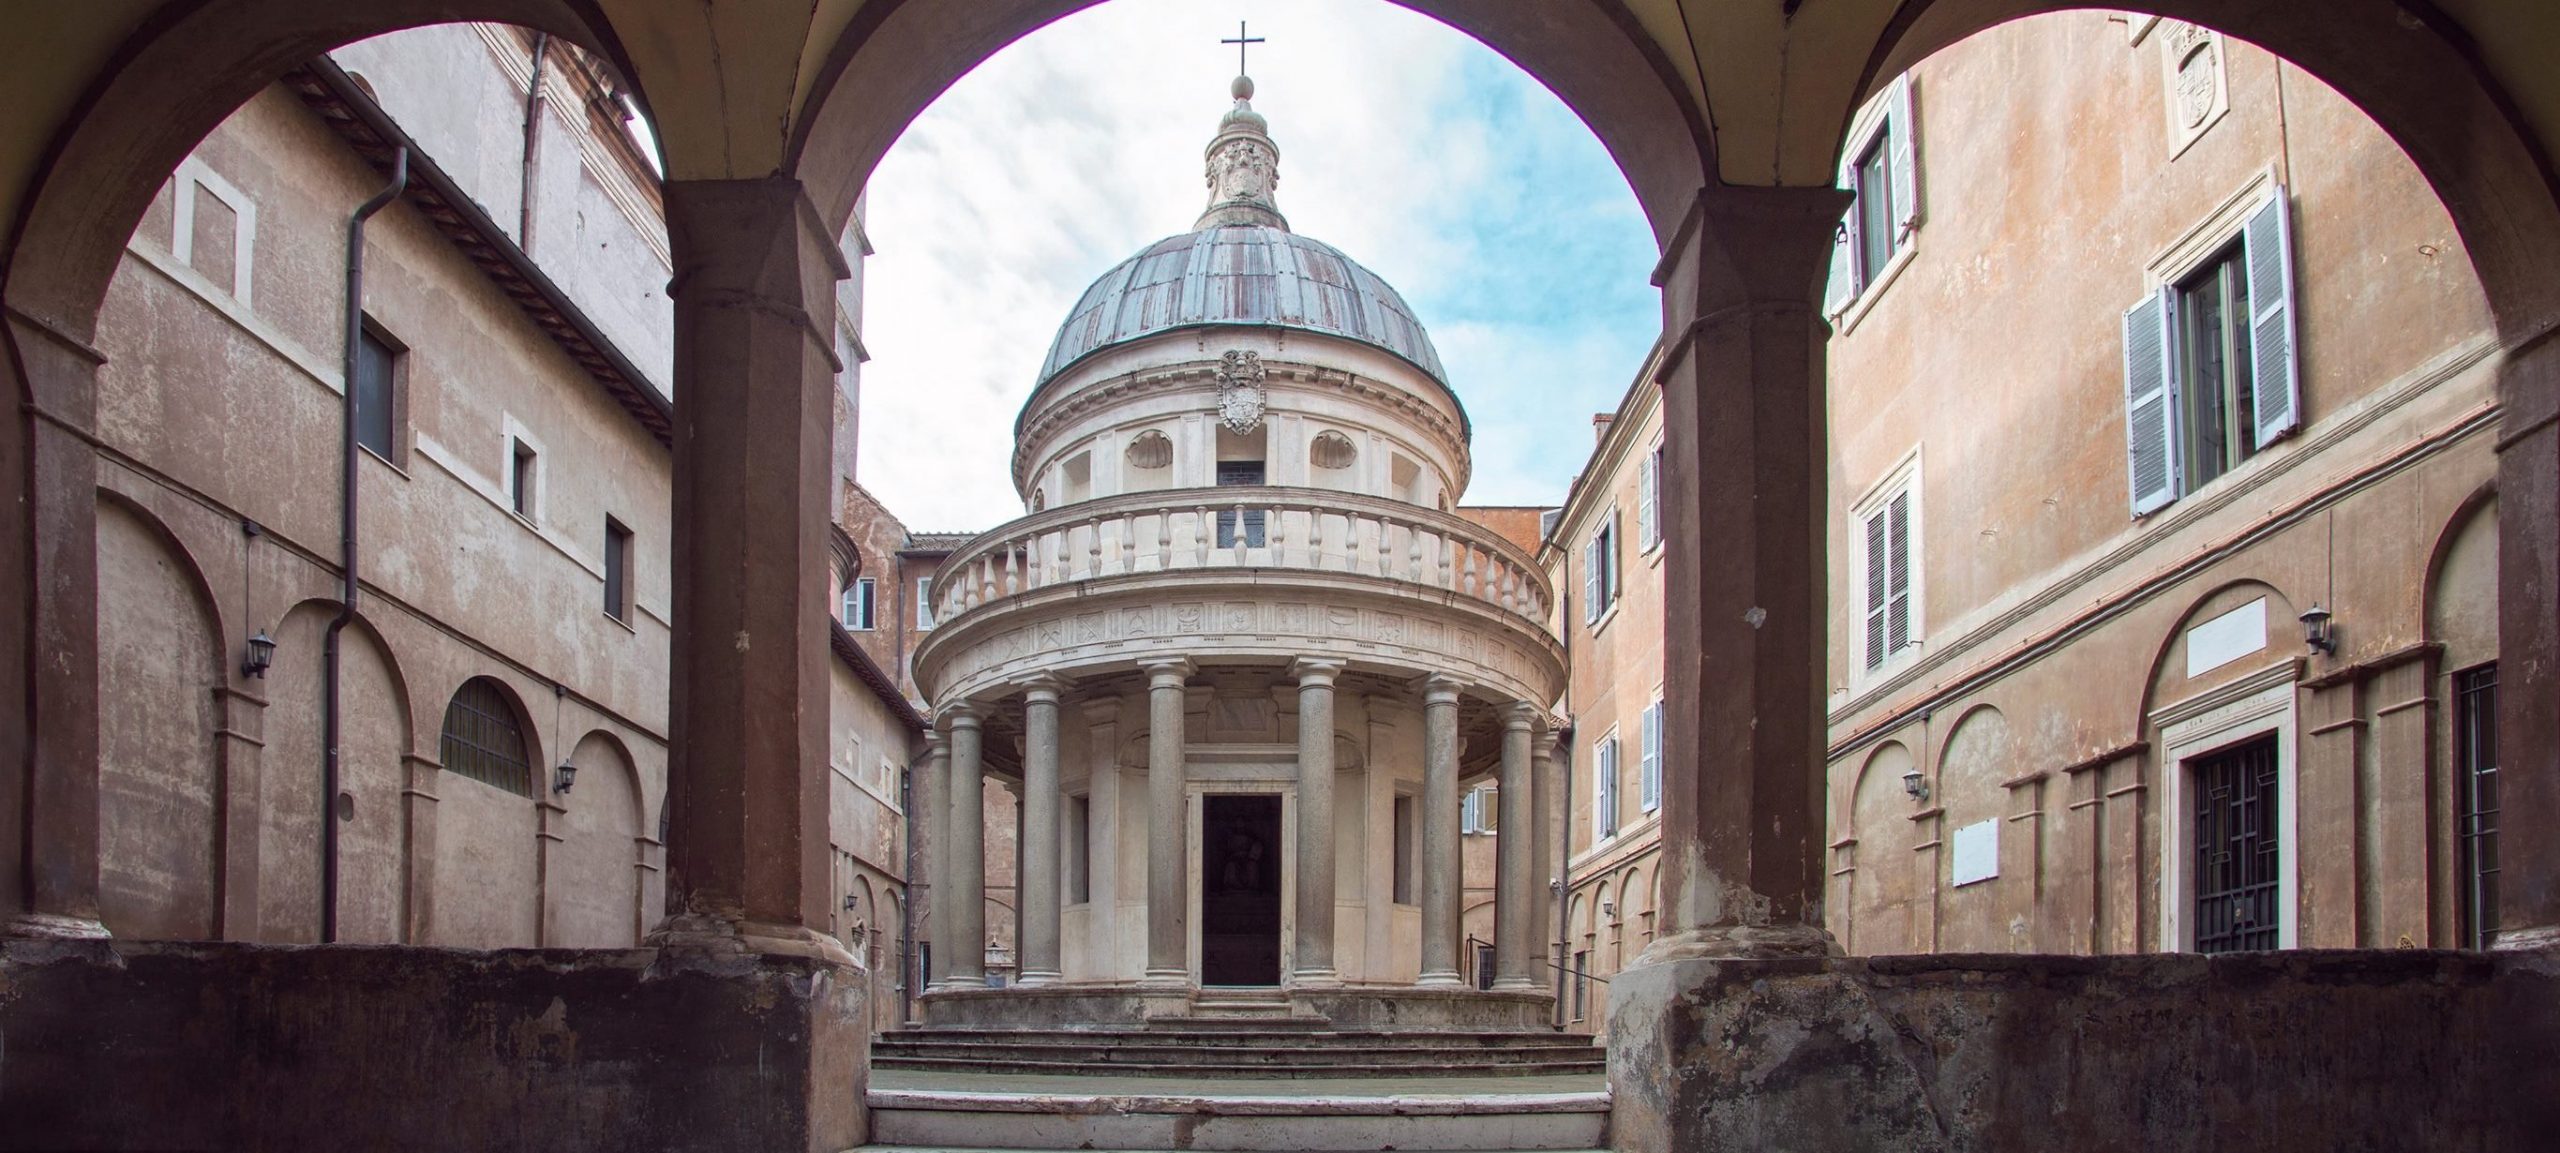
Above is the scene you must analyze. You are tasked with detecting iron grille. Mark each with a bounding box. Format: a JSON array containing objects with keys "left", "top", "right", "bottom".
[
  {"left": 2457, "top": 664, "right": 2501, "bottom": 949},
  {"left": 2192, "top": 736, "right": 2280, "bottom": 953},
  {"left": 440, "top": 677, "right": 532, "bottom": 796}
]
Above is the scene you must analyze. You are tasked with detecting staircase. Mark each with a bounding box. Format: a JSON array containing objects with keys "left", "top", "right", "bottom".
[{"left": 858, "top": 1022, "right": 1609, "bottom": 1152}]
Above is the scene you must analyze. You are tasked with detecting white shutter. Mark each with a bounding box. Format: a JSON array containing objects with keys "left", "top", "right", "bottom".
[
  {"left": 1636, "top": 449, "right": 1658, "bottom": 549},
  {"left": 2124, "top": 289, "right": 2182, "bottom": 516},
  {"left": 2244, "top": 189, "right": 2302, "bottom": 447},
  {"left": 1608, "top": 510, "right": 1623, "bottom": 596},
  {"left": 1824, "top": 214, "right": 1856, "bottom": 317},
  {"left": 1583, "top": 535, "right": 1604, "bottom": 623},
  {"left": 1639, "top": 702, "right": 1661, "bottom": 813},
  {"left": 1889, "top": 77, "right": 1920, "bottom": 242},
  {"left": 1863, "top": 508, "right": 1889, "bottom": 669}
]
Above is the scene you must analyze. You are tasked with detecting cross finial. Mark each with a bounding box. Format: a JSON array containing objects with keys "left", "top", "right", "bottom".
[{"left": 1222, "top": 20, "right": 1265, "bottom": 78}]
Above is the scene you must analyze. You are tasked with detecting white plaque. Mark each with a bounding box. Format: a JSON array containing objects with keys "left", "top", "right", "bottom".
[
  {"left": 2184, "top": 597, "right": 2268, "bottom": 679},
  {"left": 1951, "top": 818, "right": 1999, "bottom": 887}
]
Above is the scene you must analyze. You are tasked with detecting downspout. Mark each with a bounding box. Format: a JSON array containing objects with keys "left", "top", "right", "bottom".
[
  {"left": 1554, "top": 551, "right": 1575, "bottom": 1029},
  {"left": 324, "top": 148, "right": 406, "bottom": 943},
  {"left": 900, "top": 747, "right": 921, "bottom": 1026},
  {"left": 520, "top": 34, "right": 549, "bottom": 255}
]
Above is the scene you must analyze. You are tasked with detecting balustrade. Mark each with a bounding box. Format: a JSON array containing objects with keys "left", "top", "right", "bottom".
[{"left": 929, "top": 487, "right": 1552, "bottom": 632}]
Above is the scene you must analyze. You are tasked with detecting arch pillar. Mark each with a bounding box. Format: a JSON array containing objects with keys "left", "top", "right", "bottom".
[
  {"left": 2494, "top": 330, "right": 2560, "bottom": 950},
  {"left": 649, "top": 177, "right": 850, "bottom": 965}
]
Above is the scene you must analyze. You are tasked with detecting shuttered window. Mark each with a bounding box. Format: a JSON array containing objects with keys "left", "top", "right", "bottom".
[
  {"left": 844, "top": 577, "right": 877, "bottom": 630},
  {"left": 1825, "top": 75, "right": 1921, "bottom": 319},
  {"left": 1862, "top": 487, "right": 1914, "bottom": 671},
  {"left": 2125, "top": 190, "right": 2300, "bottom": 516},
  {"left": 1639, "top": 699, "right": 1662, "bottom": 814},
  {"left": 1594, "top": 732, "right": 1620, "bottom": 839},
  {"left": 1583, "top": 511, "right": 1620, "bottom": 626},
  {"left": 1637, "top": 444, "right": 1662, "bottom": 550}
]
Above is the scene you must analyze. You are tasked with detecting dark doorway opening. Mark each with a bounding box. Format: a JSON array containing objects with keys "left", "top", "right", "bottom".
[
  {"left": 2192, "top": 735, "right": 2280, "bottom": 954},
  {"left": 1202, "top": 793, "right": 1282, "bottom": 986}
]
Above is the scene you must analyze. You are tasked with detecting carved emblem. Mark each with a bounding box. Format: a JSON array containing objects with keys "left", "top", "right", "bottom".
[
  {"left": 2165, "top": 23, "right": 2221, "bottom": 130},
  {"left": 1216, "top": 349, "right": 1268, "bottom": 435}
]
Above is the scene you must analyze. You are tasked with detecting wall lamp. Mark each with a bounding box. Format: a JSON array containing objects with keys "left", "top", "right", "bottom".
[
  {"left": 241, "top": 630, "right": 277, "bottom": 679},
  {"left": 552, "top": 759, "right": 578, "bottom": 795},
  {"left": 2300, "top": 603, "right": 2337, "bottom": 656},
  {"left": 1902, "top": 767, "right": 1930, "bottom": 803}
]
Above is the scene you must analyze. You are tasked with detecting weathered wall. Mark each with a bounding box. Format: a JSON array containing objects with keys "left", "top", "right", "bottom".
[
  {"left": 1608, "top": 949, "right": 2560, "bottom": 1153},
  {"left": 0, "top": 940, "right": 869, "bottom": 1153}
]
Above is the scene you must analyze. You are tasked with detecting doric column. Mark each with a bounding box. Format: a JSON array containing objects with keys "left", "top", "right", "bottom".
[
  {"left": 1418, "top": 674, "right": 1464, "bottom": 986},
  {"left": 1017, "top": 678, "right": 1066, "bottom": 985},
  {"left": 939, "top": 705, "right": 986, "bottom": 988},
  {"left": 1291, "top": 658, "right": 1344, "bottom": 987},
  {"left": 1494, "top": 701, "right": 1538, "bottom": 989},
  {"left": 1643, "top": 184, "right": 1849, "bottom": 963},
  {"left": 1142, "top": 658, "right": 1194, "bottom": 985},
  {"left": 1534, "top": 726, "right": 1563, "bottom": 1008},
  {"left": 917, "top": 732, "right": 949, "bottom": 984},
  {"left": 651, "top": 178, "right": 846, "bottom": 961}
]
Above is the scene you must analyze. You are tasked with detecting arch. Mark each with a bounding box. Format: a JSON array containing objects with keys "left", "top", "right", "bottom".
[
  {"left": 550, "top": 728, "right": 644, "bottom": 947},
  {"left": 2426, "top": 481, "right": 2502, "bottom": 663},
  {"left": 1864, "top": 0, "right": 2560, "bottom": 337},
  {"left": 94, "top": 493, "right": 225, "bottom": 939},
  {"left": 783, "top": 0, "right": 1712, "bottom": 248},
  {"left": 1936, "top": 704, "right": 2010, "bottom": 802},
  {"left": 258, "top": 597, "right": 413, "bottom": 942},
  {"left": 1848, "top": 739, "right": 1918, "bottom": 955},
  {"left": 431, "top": 674, "right": 544, "bottom": 947},
  {"left": 2138, "top": 579, "right": 2301, "bottom": 729}
]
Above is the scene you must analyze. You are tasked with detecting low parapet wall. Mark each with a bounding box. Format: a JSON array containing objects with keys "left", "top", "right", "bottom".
[
  {"left": 0, "top": 939, "right": 870, "bottom": 1153},
  {"left": 1608, "top": 948, "right": 2560, "bottom": 1152}
]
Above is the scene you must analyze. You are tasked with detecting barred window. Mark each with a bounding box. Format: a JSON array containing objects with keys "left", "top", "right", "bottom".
[{"left": 440, "top": 677, "right": 533, "bottom": 796}]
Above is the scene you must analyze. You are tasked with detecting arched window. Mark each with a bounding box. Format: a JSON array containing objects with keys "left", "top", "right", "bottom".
[{"left": 440, "top": 676, "right": 533, "bottom": 796}]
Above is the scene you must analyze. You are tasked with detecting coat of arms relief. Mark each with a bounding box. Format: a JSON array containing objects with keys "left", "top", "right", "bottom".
[{"left": 1216, "top": 349, "right": 1267, "bottom": 435}]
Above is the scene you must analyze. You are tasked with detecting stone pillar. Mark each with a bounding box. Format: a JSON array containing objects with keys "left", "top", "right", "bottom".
[
  {"left": 652, "top": 179, "right": 846, "bottom": 961},
  {"left": 1418, "top": 674, "right": 1464, "bottom": 986},
  {"left": 1291, "top": 658, "right": 1344, "bottom": 987},
  {"left": 1142, "top": 658, "right": 1193, "bottom": 985},
  {"left": 1640, "top": 184, "right": 1848, "bottom": 964},
  {"left": 917, "top": 732, "right": 949, "bottom": 985},
  {"left": 2, "top": 314, "right": 108, "bottom": 940},
  {"left": 1494, "top": 702, "right": 1538, "bottom": 989},
  {"left": 938, "top": 706, "right": 986, "bottom": 988},
  {"left": 1082, "top": 698, "right": 1124, "bottom": 978},
  {"left": 1534, "top": 726, "right": 1563, "bottom": 1008},
  {"left": 1018, "top": 679, "right": 1065, "bottom": 985},
  {"left": 2496, "top": 329, "right": 2560, "bottom": 950}
]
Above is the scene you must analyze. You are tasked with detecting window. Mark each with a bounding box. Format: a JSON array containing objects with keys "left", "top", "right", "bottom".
[
  {"left": 1824, "top": 75, "right": 1919, "bottom": 320},
  {"left": 439, "top": 676, "right": 532, "bottom": 796},
  {"left": 1636, "top": 443, "right": 1662, "bottom": 551},
  {"left": 1861, "top": 487, "right": 1914, "bottom": 671},
  {"left": 2125, "top": 190, "right": 2300, "bottom": 515},
  {"left": 603, "top": 518, "right": 632, "bottom": 622},
  {"left": 1639, "top": 699, "right": 1662, "bottom": 814},
  {"left": 2191, "top": 735, "right": 2280, "bottom": 954},
  {"left": 843, "top": 577, "right": 877, "bottom": 630},
  {"left": 2457, "top": 664, "right": 2500, "bottom": 949},
  {"left": 1570, "top": 948, "right": 1590, "bottom": 1021},
  {"left": 1473, "top": 942, "right": 1497, "bottom": 990},
  {"left": 1392, "top": 794, "right": 1416, "bottom": 905},
  {"left": 915, "top": 576, "right": 936, "bottom": 630},
  {"left": 353, "top": 323, "right": 400, "bottom": 460},
  {"left": 1593, "top": 731, "right": 1620, "bottom": 839},
  {"left": 504, "top": 435, "right": 541, "bottom": 519},
  {"left": 1067, "top": 795, "right": 1093, "bottom": 905},
  {"left": 1215, "top": 460, "right": 1267, "bottom": 547},
  {"left": 1583, "top": 512, "right": 1620, "bottom": 625},
  {"left": 1462, "top": 785, "right": 1498, "bottom": 835}
]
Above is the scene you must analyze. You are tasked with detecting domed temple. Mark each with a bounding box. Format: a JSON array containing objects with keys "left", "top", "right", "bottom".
[{"left": 909, "top": 76, "right": 1565, "bottom": 1027}]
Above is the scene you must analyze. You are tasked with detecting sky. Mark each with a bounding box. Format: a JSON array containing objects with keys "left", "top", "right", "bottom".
[{"left": 856, "top": 0, "right": 1662, "bottom": 532}]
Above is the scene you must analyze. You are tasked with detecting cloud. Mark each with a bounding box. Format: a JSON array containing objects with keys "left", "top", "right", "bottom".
[{"left": 857, "top": 0, "right": 1659, "bottom": 530}]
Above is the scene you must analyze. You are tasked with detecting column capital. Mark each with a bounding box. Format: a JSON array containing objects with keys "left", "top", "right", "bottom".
[
  {"left": 1503, "top": 700, "right": 1542, "bottom": 730},
  {"left": 1418, "top": 673, "right": 1465, "bottom": 707},
  {"left": 1140, "top": 657, "right": 1195, "bottom": 689},
  {"left": 1289, "top": 657, "right": 1346, "bottom": 685},
  {"left": 939, "top": 702, "right": 981, "bottom": 731},
  {"left": 1019, "top": 673, "right": 1071, "bottom": 705},
  {"left": 1081, "top": 695, "right": 1124, "bottom": 725}
]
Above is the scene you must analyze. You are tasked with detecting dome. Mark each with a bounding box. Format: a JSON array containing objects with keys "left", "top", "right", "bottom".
[{"left": 1037, "top": 225, "right": 1449, "bottom": 387}]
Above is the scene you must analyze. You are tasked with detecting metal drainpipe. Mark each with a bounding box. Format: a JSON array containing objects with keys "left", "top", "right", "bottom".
[
  {"left": 1553, "top": 556, "right": 1575, "bottom": 1029},
  {"left": 900, "top": 746, "right": 921, "bottom": 1026},
  {"left": 323, "top": 147, "right": 407, "bottom": 944},
  {"left": 520, "top": 34, "right": 548, "bottom": 254}
]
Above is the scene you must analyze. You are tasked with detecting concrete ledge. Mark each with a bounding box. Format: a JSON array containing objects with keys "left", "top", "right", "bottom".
[
  {"left": 0, "top": 938, "right": 870, "bottom": 1153},
  {"left": 868, "top": 1088, "right": 1610, "bottom": 1115},
  {"left": 1607, "top": 947, "right": 2560, "bottom": 1152}
]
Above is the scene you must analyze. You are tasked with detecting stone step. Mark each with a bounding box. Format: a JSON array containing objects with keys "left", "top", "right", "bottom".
[
  {"left": 872, "top": 1056, "right": 1605, "bottom": 1079},
  {"left": 865, "top": 1084, "right": 1609, "bottom": 1152},
  {"left": 853, "top": 1147, "right": 1610, "bottom": 1153},
  {"left": 880, "top": 1028, "right": 1588, "bottom": 1047},
  {"left": 873, "top": 1043, "right": 1601, "bottom": 1065}
]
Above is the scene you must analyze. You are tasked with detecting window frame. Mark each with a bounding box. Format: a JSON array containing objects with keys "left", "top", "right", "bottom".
[
  {"left": 1593, "top": 728, "right": 1621, "bottom": 840},
  {"left": 843, "top": 576, "right": 877, "bottom": 631},
  {"left": 352, "top": 318, "right": 406, "bottom": 466},
  {"left": 501, "top": 414, "right": 547, "bottom": 525},
  {"left": 170, "top": 155, "right": 260, "bottom": 306},
  {"left": 1639, "top": 697, "right": 1662, "bottom": 815},
  {"left": 1849, "top": 448, "right": 1925, "bottom": 684},
  {"left": 603, "top": 517, "right": 633, "bottom": 623},
  {"left": 1583, "top": 508, "right": 1621, "bottom": 629},
  {"left": 1824, "top": 73, "right": 1921, "bottom": 333},
  {"left": 915, "top": 575, "right": 937, "bottom": 631},
  {"left": 1636, "top": 440, "right": 1664, "bottom": 554}
]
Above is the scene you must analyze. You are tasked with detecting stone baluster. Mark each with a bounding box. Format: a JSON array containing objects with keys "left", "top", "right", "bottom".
[
  {"left": 1271, "top": 504, "right": 1288, "bottom": 568},
  {"left": 1195, "top": 505, "right": 1211, "bottom": 566},
  {"left": 1002, "top": 544, "right": 1020, "bottom": 598},
  {"left": 1377, "top": 518, "right": 1395, "bottom": 578},
  {"left": 1156, "top": 513, "right": 1172, "bottom": 571},
  {"left": 1407, "top": 522, "right": 1424, "bottom": 581},
  {"left": 1085, "top": 517, "right": 1102, "bottom": 579},
  {"left": 1462, "top": 547, "right": 1480, "bottom": 599},
  {"left": 1232, "top": 502, "right": 1249, "bottom": 564},
  {"left": 1119, "top": 512, "right": 1137, "bottom": 573}
]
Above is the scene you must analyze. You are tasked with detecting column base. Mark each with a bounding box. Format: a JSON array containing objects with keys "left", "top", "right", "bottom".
[
  {"left": 1492, "top": 975, "right": 1537, "bottom": 991},
  {"left": 1015, "top": 969, "right": 1063, "bottom": 986},
  {"left": 4, "top": 912, "right": 111, "bottom": 940},
  {"left": 1289, "top": 968, "right": 1342, "bottom": 989},
  {"left": 1416, "top": 969, "right": 1465, "bottom": 988},
  {"left": 2490, "top": 924, "right": 2560, "bottom": 951},
  {"left": 1633, "top": 922, "right": 1839, "bottom": 966},
  {"left": 1140, "top": 968, "right": 1191, "bottom": 989},
  {"left": 644, "top": 911, "right": 858, "bottom": 967}
]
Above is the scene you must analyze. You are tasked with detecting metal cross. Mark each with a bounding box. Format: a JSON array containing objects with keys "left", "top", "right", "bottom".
[{"left": 1222, "top": 20, "right": 1265, "bottom": 76}]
